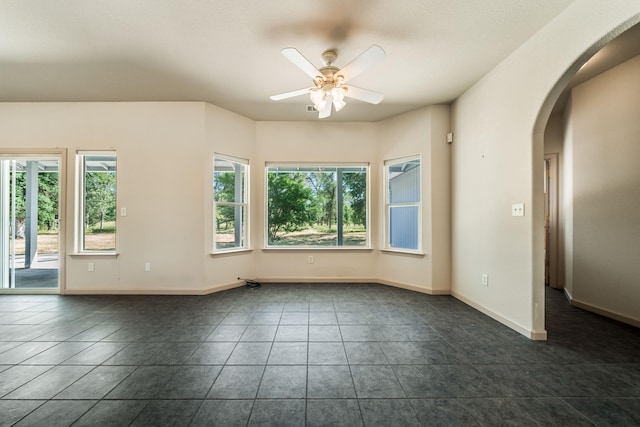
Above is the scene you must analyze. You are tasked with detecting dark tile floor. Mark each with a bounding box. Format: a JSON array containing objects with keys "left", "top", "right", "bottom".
[{"left": 0, "top": 283, "right": 639, "bottom": 426}]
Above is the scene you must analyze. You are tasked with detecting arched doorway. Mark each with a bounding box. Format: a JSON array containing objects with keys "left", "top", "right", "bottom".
[{"left": 532, "top": 16, "right": 640, "bottom": 334}]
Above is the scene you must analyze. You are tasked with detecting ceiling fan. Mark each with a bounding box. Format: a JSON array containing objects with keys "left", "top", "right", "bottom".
[{"left": 270, "top": 45, "right": 385, "bottom": 119}]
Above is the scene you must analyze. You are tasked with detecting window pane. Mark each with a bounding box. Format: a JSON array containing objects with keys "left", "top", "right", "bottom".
[
  {"left": 267, "top": 171, "right": 314, "bottom": 245},
  {"left": 266, "top": 166, "right": 368, "bottom": 247},
  {"left": 389, "top": 205, "right": 419, "bottom": 250},
  {"left": 215, "top": 205, "right": 245, "bottom": 249},
  {"left": 388, "top": 159, "right": 420, "bottom": 203},
  {"left": 385, "top": 157, "right": 420, "bottom": 251},
  {"left": 213, "top": 156, "right": 248, "bottom": 252},
  {"left": 342, "top": 170, "right": 367, "bottom": 246},
  {"left": 83, "top": 155, "right": 116, "bottom": 251},
  {"left": 214, "top": 159, "right": 245, "bottom": 203}
]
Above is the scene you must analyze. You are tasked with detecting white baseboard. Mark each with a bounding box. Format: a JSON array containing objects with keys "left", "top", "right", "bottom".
[
  {"left": 256, "top": 277, "right": 449, "bottom": 296},
  {"left": 64, "top": 280, "right": 245, "bottom": 296},
  {"left": 203, "top": 280, "right": 246, "bottom": 294},
  {"left": 563, "top": 287, "right": 573, "bottom": 301},
  {"left": 64, "top": 289, "right": 208, "bottom": 295},
  {"left": 59, "top": 279, "right": 437, "bottom": 295},
  {"left": 256, "top": 276, "right": 377, "bottom": 283},
  {"left": 569, "top": 297, "right": 640, "bottom": 328},
  {"left": 0, "top": 289, "right": 59, "bottom": 295},
  {"left": 451, "top": 290, "right": 547, "bottom": 340},
  {"left": 376, "top": 279, "right": 450, "bottom": 295},
  {"left": 530, "top": 329, "right": 548, "bottom": 340}
]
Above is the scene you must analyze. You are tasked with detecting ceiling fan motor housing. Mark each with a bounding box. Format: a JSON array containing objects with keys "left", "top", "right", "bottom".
[
  {"left": 316, "top": 49, "right": 342, "bottom": 84},
  {"left": 321, "top": 49, "right": 338, "bottom": 66}
]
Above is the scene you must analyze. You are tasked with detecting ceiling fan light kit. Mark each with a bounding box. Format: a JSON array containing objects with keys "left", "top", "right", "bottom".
[
  {"left": 310, "top": 84, "right": 346, "bottom": 114},
  {"left": 270, "top": 45, "right": 385, "bottom": 119}
]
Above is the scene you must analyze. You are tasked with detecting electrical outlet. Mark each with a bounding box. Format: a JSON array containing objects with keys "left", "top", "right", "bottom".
[
  {"left": 145, "top": 262, "right": 151, "bottom": 272},
  {"left": 482, "top": 274, "right": 489, "bottom": 286},
  {"left": 88, "top": 263, "right": 94, "bottom": 272},
  {"left": 308, "top": 256, "right": 314, "bottom": 264},
  {"left": 511, "top": 203, "right": 525, "bottom": 217}
]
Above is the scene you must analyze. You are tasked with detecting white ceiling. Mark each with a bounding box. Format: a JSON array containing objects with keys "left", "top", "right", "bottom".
[{"left": 0, "top": 0, "right": 624, "bottom": 122}]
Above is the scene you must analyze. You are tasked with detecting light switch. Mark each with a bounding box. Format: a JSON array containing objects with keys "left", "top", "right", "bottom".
[
  {"left": 120, "top": 207, "right": 127, "bottom": 217},
  {"left": 512, "top": 203, "right": 525, "bottom": 217}
]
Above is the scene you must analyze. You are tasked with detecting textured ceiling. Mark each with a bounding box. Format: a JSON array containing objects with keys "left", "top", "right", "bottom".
[{"left": 0, "top": 0, "right": 586, "bottom": 121}]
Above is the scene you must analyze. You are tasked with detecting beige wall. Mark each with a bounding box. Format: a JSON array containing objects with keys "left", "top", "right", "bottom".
[
  {"left": 563, "top": 96, "right": 576, "bottom": 299},
  {"left": 0, "top": 102, "right": 451, "bottom": 295},
  {"left": 564, "top": 55, "right": 640, "bottom": 325},
  {"left": 253, "top": 114, "right": 450, "bottom": 291},
  {"left": 204, "top": 103, "right": 258, "bottom": 290},
  {"left": 253, "top": 107, "right": 450, "bottom": 291},
  {"left": 254, "top": 121, "right": 380, "bottom": 282},
  {"left": 376, "top": 106, "right": 451, "bottom": 293},
  {"left": 451, "top": 1, "right": 639, "bottom": 338},
  {"left": 0, "top": 102, "right": 256, "bottom": 293},
  {"left": 544, "top": 114, "right": 565, "bottom": 155}
]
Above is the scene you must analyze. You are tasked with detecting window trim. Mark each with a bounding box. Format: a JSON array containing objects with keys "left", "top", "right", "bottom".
[
  {"left": 264, "top": 162, "right": 370, "bottom": 249},
  {"left": 74, "top": 150, "right": 117, "bottom": 255},
  {"left": 213, "top": 153, "right": 250, "bottom": 253},
  {"left": 383, "top": 154, "right": 423, "bottom": 254}
]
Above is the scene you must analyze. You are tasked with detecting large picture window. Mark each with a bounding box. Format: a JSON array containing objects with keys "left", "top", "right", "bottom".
[
  {"left": 385, "top": 156, "right": 421, "bottom": 252},
  {"left": 77, "top": 152, "right": 117, "bottom": 253},
  {"left": 266, "top": 164, "right": 368, "bottom": 247},
  {"left": 214, "top": 155, "right": 248, "bottom": 252}
]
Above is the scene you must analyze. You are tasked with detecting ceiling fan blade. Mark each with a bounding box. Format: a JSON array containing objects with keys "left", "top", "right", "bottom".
[
  {"left": 270, "top": 88, "right": 311, "bottom": 101},
  {"left": 318, "top": 94, "right": 333, "bottom": 119},
  {"left": 281, "top": 47, "right": 323, "bottom": 80},
  {"left": 344, "top": 86, "right": 384, "bottom": 104},
  {"left": 338, "top": 44, "right": 385, "bottom": 84}
]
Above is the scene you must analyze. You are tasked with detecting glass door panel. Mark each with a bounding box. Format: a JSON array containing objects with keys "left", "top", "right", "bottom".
[{"left": 0, "top": 157, "right": 60, "bottom": 291}]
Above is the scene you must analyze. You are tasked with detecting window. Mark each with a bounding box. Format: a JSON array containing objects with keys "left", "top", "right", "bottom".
[
  {"left": 214, "top": 155, "right": 248, "bottom": 252},
  {"left": 385, "top": 156, "right": 421, "bottom": 252},
  {"left": 266, "top": 164, "right": 368, "bottom": 247},
  {"left": 77, "top": 152, "right": 117, "bottom": 253}
]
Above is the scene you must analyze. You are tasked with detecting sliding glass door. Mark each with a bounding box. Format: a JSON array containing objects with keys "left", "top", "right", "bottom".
[{"left": 0, "top": 156, "right": 60, "bottom": 292}]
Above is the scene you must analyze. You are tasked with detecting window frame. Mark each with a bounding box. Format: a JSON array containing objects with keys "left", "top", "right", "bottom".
[
  {"left": 213, "top": 153, "right": 250, "bottom": 253},
  {"left": 264, "top": 162, "right": 370, "bottom": 249},
  {"left": 383, "top": 155, "right": 423, "bottom": 254},
  {"left": 75, "top": 151, "right": 117, "bottom": 255}
]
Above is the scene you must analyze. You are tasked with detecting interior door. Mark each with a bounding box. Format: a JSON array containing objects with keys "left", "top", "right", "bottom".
[
  {"left": 544, "top": 158, "right": 551, "bottom": 286},
  {"left": 544, "top": 154, "right": 560, "bottom": 289},
  {"left": 0, "top": 156, "right": 60, "bottom": 292}
]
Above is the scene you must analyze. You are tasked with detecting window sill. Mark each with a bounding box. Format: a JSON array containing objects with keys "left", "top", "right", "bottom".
[
  {"left": 380, "top": 248, "right": 426, "bottom": 257},
  {"left": 210, "top": 249, "right": 253, "bottom": 257},
  {"left": 69, "top": 252, "right": 119, "bottom": 257}
]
